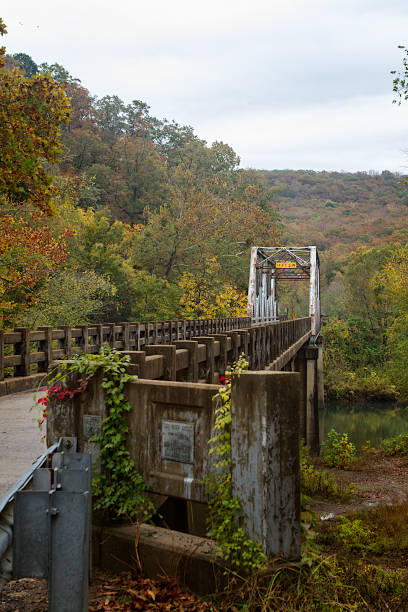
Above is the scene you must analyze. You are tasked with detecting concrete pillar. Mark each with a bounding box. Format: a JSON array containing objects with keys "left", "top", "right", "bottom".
[
  {"left": 231, "top": 371, "right": 301, "bottom": 560},
  {"left": 317, "top": 344, "right": 325, "bottom": 410},
  {"left": 145, "top": 345, "right": 176, "bottom": 381},
  {"left": 175, "top": 341, "right": 198, "bottom": 382},
  {"left": 294, "top": 352, "right": 307, "bottom": 442},
  {"left": 304, "top": 346, "right": 320, "bottom": 455}
]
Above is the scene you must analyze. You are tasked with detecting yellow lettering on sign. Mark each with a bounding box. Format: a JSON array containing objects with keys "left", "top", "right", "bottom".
[{"left": 276, "top": 262, "right": 297, "bottom": 269}]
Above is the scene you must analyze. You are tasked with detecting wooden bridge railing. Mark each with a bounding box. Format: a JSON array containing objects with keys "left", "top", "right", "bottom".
[{"left": 0, "top": 316, "right": 312, "bottom": 383}]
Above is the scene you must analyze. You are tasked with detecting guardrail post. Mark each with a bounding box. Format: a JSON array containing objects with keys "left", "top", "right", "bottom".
[
  {"left": 107, "top": 323, "right": 116, "bottom": 349},
  {"left": 192, "top": 337, "right": 215, "bottom": 383},
  {"left": 145, "top": 345, "right": 176, "bottom": 381},
  {"left": 61, "top": 326, "right": 72, "bottom": 359},
  {"left": 211, "top": 334, "right": 228, "bottom": 376},
  {"left": 121, "top": 322, "right": 130, "bottom": 350},
  {"left": 238, "top": 329, "right": 249, "bottom": 359},
  {"left": 38, "top": 326, "right": 52, "bottom": 373},
  {"left": 231, "top": 371, "right": 301, "bottom": 559},
  {"left": 231, "top": 332, "right": 240, "bottom": 362},
  {"left": 79, "top": 325, "right": 89, "bottom": 354},
  {"left": 14, "top": 328, "right": 30, "bottom": 377},
  {"left": 175, "top": 341, "right": 198, "bottom": 382}
]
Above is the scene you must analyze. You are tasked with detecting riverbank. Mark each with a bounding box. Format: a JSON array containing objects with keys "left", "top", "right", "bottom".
[{"left": 325, "top": 384, "right": 399, "bottom": 402}]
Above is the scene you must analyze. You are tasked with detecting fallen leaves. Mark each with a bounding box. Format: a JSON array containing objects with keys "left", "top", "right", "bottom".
[{"left": 89, "top": 573, "right": 213, "bottom": 611}]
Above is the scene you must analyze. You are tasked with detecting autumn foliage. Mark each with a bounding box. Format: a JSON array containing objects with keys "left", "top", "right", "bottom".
[
  {"left": 0, "top": 69, "right": 70, "bottom": 213},
  {"left": 0, "top": 211, "right": 73, "bottom": 325}
]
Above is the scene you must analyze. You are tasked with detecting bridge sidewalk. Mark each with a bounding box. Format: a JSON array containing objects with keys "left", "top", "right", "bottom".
[{"left": 0, "top": 390, "right": 44, "bottom": 499}]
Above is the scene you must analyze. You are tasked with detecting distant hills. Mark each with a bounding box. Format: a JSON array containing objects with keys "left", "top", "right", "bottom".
[
  {"left": 261, "top": 169, "right": 408, "bottom": 313},
  {"left": 262, "top": 169, "right": 408, "bottom": 262}
]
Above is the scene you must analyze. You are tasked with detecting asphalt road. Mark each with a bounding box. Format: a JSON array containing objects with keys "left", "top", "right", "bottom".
[{"left": 0, "top": 390, "right": 44, "bottom": 500}]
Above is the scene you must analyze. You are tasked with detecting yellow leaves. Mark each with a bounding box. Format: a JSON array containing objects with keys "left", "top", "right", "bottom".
[
  {"left": 178, "top": 257, "right": 247, "bottom": 318},
  {"left": 0, "top": 66, "right": 70, "bottom": 214}
]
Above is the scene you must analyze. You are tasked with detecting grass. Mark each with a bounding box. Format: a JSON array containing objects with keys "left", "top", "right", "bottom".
[
  {"left": 300, "top": 443, "right": 355, "bottom": 502},
  {"left": 206, "top": 551, "right": 407, "bottom": 611}
]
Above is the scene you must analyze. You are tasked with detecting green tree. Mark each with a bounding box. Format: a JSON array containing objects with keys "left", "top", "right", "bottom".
[
  {"left": 343, "top": 245, "right": 395, "bottom": 341},
  {"left": 12, "top": 52, "right": 38, "bottom": 77},
  {"left": 38, "top": 62, "right": 80, "bottom": 84},
  {"left": 19, "top": 269, "right": 114, "bottom": 327}
]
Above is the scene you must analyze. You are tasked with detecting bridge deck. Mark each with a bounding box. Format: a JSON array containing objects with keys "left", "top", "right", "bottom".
[{"left": 0, "top": 390, "right": 44, "bottom": 499}]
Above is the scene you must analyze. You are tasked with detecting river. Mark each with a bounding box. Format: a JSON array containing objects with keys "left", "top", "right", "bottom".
[{"left": 320, "top": 401, "right": 408, "bottom": 448}]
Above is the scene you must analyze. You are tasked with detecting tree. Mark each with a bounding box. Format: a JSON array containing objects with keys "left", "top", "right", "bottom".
[
  {"left": 178, "top": 257, "right": 247, "bottom": 318},
  {"left": 374, "top": 242, "right": 408, "bottom": 396},
  {"left": 19, "top": 269, "right": 114, "bottom": 327},
  {"left": 38, "top": 62, "right": 80, "bottom": 85},
  {"left": 0, "top": 60, "right": 71, "bottom": 212},
  {"left": 12, "top": 52, "right": 38, "bottom": 77},
  {"left": 129, "top": 271, "right": 181, "bottom": 321},
  {"left": 0, "top": 20, "right": 73, "bottom": 326},
  {"left": 391, "top": 45, "right": 408, "bottom": 104},
  {"left": 342, "top": 245, "right": 396, "bottom": 341},
  {"left": 0, "top": 208, "right": 73, "bottom": 326}
]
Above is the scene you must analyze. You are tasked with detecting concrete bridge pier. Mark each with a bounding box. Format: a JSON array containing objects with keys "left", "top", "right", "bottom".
[
  {"left": 295, "top": 345, "right": 320, "bottom": 455},
  {"left": 231, "top": 371, "right": 301, "bottom": 560}
]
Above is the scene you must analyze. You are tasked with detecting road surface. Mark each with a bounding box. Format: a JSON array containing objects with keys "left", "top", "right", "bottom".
[{"left": 0, "top": 390, "right": 44, "bottom": 499}]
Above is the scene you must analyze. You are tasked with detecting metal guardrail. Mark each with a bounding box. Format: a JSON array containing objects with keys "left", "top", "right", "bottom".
[{"left": 0, "top": 438, "right": 91, "bottom": 612}]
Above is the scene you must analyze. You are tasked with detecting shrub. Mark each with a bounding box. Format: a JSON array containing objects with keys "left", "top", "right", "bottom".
[
  {"left": 337, "top": 516, "right": 376, "bottom": 553},
  {"left": 381, "top": 432, "right": 408, "bottom": 456},
  {"left": 322, "top": 429, "right": 357, "bottom": 470}
]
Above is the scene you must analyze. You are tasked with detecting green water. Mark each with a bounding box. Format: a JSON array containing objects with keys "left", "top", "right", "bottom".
[{"left": 320, "top": 402, "right": 408, "bottom": 448}]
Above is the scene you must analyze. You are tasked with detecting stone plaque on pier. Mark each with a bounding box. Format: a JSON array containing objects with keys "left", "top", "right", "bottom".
[{"left": 161, "top": 420, "right": 194, "bottom": 464}]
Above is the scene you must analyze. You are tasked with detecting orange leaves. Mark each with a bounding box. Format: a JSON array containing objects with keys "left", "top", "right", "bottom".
[
  {"left": 91, "top": 573, "right": 211, "bottom": 611},
  {"left": 0, "top": 211, "right": 73, "bottom": 325}
]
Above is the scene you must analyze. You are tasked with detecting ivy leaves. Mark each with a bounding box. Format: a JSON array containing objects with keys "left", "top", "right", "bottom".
[
  {"left": 45, "top": 345, "right": 153, "bottom": 522},
  {"left": 206, "top": 354, "right": 267, "bottom": 574}
]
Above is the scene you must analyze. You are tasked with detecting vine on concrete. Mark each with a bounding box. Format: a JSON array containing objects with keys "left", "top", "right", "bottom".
[
  {"left": 206, "top": 354, "right": 267, "bottom": 574},
  {"left": 37, "top": 345, "right": 153, "bottom": 522}
]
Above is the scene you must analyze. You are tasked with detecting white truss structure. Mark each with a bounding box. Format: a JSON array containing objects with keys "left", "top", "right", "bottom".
[{"left": 247, "top": 246, "right": 321, "bottom": 337}]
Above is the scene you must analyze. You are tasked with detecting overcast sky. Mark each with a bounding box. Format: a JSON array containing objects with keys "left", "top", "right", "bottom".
[{"left": 3, "top": 0, "right": 408, "bottom": 172}]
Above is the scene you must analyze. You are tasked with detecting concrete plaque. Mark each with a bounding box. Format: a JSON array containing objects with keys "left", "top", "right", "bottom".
[
  {"left": 161, "top": 420, "right": 194, "bottom": 464},
  {"left": 83, "top": 415, "right": 102, "bottom": 441}
]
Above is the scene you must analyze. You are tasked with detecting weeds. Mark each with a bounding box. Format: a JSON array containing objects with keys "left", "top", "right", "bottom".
[
  {"left": 336, "top": 516, "right": 376, "bottom": 553},
  {"left": 323, "top": 503, "right": 408, "bottom": 558},
  {"left": 321, "top": 429, "right": 357, "bottom": 470},
  {"left": 381, "top": 432, "right": 408, "bottom": 456},
  {"left": 300, "top": 444, "right": 355, "bottom": 501},
  {"left": 211, "top": 555, "right": 407, "bottom": 611}
]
